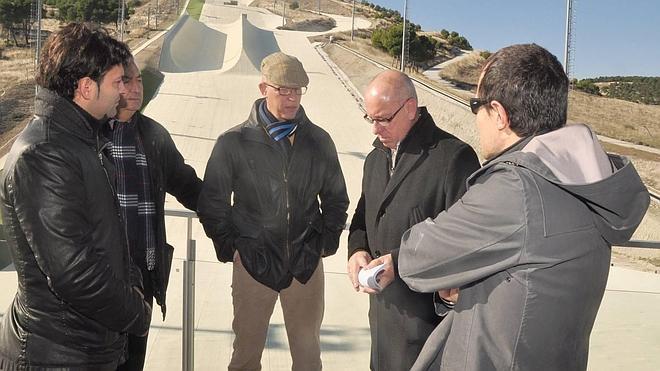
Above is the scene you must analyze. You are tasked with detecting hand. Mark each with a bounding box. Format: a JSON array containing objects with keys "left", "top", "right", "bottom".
[
  {"left": 438, "top": 288, "right": 459, "bottom": 304},
  {"left": 347, "top": 250, "right": 372, "bottom": 292},
  {"left": 364, "top": 254, "right": 395, "bottom": 293},
  {"left": 233, "top": 250, "right": 242, "bottom": 266}
]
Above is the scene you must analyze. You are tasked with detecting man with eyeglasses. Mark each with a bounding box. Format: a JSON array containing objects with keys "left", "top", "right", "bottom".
[
  {"left": 372, "top": 44, "right": 649, "bottom": 370},
  {"left": 346, "top": 70, "right": 479, "bottom": 371},
  {"left": 198, "top": 52, "right": 349, "bottom": 371}
]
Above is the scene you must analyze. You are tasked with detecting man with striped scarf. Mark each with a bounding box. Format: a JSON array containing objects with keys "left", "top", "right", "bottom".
[{"left": 104, "top": 57, "right": 202, "bottom": 370}]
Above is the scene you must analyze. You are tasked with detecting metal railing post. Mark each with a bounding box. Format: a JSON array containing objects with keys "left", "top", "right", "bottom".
[{"left": 182, "top": 216, "right": 195, "bottom": 371}]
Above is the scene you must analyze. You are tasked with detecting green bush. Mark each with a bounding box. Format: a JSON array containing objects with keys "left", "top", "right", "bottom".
[{"left": 574, "top": 79, "right": 600, "bottom": 95}]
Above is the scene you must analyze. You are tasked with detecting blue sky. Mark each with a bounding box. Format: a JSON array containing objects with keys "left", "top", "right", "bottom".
[{"left": 368, "top": 0, "right": 660, "bottom": 79}]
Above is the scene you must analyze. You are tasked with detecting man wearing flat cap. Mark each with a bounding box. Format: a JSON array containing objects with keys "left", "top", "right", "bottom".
[{"left": 199, "top": 52, "right": 349, "bottom": 371}]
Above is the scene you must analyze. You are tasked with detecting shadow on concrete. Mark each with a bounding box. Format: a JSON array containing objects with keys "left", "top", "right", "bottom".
[
  {"left": 265, "top": 324, "right": 371, "bottom": 351},
  {"left": 149, "top": 322, "right": 370, "bottom": 352},
  {"left": 339, "top": 151, "right": 368, "bottom": 160}
]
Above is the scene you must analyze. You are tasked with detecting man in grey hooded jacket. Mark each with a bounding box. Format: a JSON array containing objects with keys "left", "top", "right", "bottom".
[{"left": 367, "top": 44, "right": 650, "bottom": 370}]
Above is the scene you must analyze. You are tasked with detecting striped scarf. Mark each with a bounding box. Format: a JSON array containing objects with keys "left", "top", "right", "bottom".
[
  {"left": 106, "top": 119, "right": 157, "bottom": 271},
  {"left": 259, "top": 100, "right": 298, "bottom": 141}
]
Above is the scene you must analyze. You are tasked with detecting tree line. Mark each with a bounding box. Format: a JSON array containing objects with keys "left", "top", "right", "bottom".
[
  {"left": 370, "top": 22, "right": 472, "bottom": 68},
  {"left": 574, "top": 77, "right": 659, "bottom": 105},
  {"left": 0, "top": 0, "right": 134, "bottom": 46}
]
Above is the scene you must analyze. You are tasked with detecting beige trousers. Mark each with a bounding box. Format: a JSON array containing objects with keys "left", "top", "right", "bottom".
[{"left": 228, "top": 259, "right": 324, "bottom": 371}]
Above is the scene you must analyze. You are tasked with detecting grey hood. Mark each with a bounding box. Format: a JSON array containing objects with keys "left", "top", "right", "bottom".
[{"left": 477, "top": 124, "right": 650, "bottom": 245}]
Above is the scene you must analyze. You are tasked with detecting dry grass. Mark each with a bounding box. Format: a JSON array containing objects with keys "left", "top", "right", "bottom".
[
  {"left": 0, "top": 0, "right": 183, "bottom": 151},
  {"left": 322, "top": 39, "right": 660, "bottom": 273},
  {"left": 438, "top": 52, "right": 486, "bottom": 90},
  {"left": 251, "top": 0, "right": 375, "bottom": 18},
  {"left": 0, "top": 46, "right": 34, "bottom": 88},
  {"left": 568, "top": 90, "right": 660, "bottom": 149}
]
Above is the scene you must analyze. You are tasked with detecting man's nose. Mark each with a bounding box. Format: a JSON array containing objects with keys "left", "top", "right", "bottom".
[
  {"left": 119, "top": 80, "right": 127, "bottom": 94},
  {"left": 372, "top": 122, "right": 382, "bottom": 135}
]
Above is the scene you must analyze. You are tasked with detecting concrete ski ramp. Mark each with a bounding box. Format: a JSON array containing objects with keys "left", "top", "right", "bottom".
[
  {"left": 159, "top": 14, "right": 227, "bottom": 73},
  {"left": 159, "top": 13, "right": 279, "bottom": 74}
]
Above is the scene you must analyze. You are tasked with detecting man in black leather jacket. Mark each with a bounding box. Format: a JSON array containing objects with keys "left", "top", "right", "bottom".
[
  {"left": 0, "top": 23, "right": 151, "bottom": 370},
  {"left": 109, "top": 58, "right": 202, "bottom": 371},
  {"left": 198, "top": 52, "right": 349, "bottom": 371}
]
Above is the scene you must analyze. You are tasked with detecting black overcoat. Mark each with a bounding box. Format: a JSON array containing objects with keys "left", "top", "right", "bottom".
[{"left": 348, "top": 107, "right": 480, "bottom": 371}]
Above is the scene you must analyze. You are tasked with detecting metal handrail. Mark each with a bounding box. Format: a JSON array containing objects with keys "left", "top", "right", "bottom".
[{"left": 164, "top": 208, "right": 197, "bottom": 371}]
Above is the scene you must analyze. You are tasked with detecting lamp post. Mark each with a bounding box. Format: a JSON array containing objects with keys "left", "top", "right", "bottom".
[
  {"left": 400, "top": 0, "right": 408, "bottom": 71},
  {"left": 564, "top": 0, "right": 574, "bottom": 79},
  {"left": 351, "top": 0, "right": 356, "bottom": 41},
  {"left": 119, "top": 0, "right": 125, "bottom": 41},
  {"left": 35, "top": 0, "right": 43, "bottom": 95}
]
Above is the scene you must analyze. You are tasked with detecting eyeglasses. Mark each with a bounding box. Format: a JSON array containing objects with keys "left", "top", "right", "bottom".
[
  {"left": 265, "top": 83, "right": 307, "bottom": 96},
  {"left": 363, "top": 99, "right": 409, "bottom": 126},
  {"left": 469, "top": 98, "right": 489, "bottom": 114}
]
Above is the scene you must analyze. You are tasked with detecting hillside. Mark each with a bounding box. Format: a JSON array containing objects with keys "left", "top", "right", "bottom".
[{"left": 575, "top": 76, "right": 659, "bottom": 105}]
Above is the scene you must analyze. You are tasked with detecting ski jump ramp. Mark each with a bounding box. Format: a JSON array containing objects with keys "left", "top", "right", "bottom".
[{"left": 159, "top": 13, "right": 279, "bottom": 74}]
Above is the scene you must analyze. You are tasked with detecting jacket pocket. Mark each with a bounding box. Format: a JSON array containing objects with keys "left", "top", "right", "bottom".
[{"left": 289, "top": 218, "right": 323, "bottom": 283}]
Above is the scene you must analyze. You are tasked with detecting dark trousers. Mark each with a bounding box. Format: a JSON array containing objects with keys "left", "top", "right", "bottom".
[{"left": 117, "top": 269, "right": 154, "bottom": 371}]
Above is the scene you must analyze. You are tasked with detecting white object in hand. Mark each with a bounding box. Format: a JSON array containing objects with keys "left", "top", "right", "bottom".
[{"left": 358, "top": 263, "right": 386, "bottom": 290}]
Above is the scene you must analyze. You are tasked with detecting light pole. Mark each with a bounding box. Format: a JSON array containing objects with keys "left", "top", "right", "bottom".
[
  {"left": 400, "top": 0, "right": 408, "bottom": 71},
  {"left": 351, "top": 0, "right": 356, "bottom": 41},
  {"left": 564, "top": 0, "right": 574, "bottom": 80},
  {"left": 119, "top": 0, "right": 125, "bottom": 41},
  {"left": 35, "top": 0, "right": 43, "bottom": 95}
]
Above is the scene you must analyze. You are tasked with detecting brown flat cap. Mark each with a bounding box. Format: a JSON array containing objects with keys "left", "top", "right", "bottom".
[{"left": 261, "top": 52, "right": 309, "bottom": 88}]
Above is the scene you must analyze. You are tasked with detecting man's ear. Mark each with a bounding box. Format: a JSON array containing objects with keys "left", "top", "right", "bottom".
[
  {"left": 76, "top": 77, "right": 97, "bottom": 101},
  {"left": 405, "top": 98, "right": 418, "bottom": 120},
  {"left": 490, "top": 100, "right": 510, "bottom": 130},
  {"left": 258, "top": 82, "right": 267, "bottom": 96}
]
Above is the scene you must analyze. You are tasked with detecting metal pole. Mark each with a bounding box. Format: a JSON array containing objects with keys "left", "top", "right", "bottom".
[
  {"left": 182, "top": 217, "right": 196, "bottom": 371},
  {"left": 400, "top": 0, "right": 407, "bottom": 71},
  {"left": 156, "top": 0, "right": 159, "bottom": 29},
  {"left": 119, "top": 0, "right": 125, "bottom": 41},
  {"left": 35, "top": 0, "right": 43, "bottom": 96},
  {"left": 351, "top": 0, "right": 355, "bottom": 41},
  {"left": 282, "top": 2, "right": 286, "bottom": 27},
  {"left": 318, "top": 0, "right": 320, "bottom": 15},
  {"left": 563, "top": 0, "right": 573, "bottom": 78}
]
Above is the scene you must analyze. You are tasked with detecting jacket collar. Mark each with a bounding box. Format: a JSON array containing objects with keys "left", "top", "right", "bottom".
[
  {"left": 242, "top": 98, "right": 308, "bottom": 145},
  {"left": 35, "top": 88, "right": 104, "bottom": 146},
  {"left": 376, "top": 107, "right": 437, "bottom": 211},
  {"left": 371, "top": 107, "right": 435, "bottom": 152}
]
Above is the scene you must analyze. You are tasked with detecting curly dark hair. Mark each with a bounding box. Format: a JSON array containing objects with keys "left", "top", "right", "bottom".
[
  {"left": 478, "top": 44, "right": 569, "bottom": 137},
  {"left": 35, "top": 22, "right": 131, "bottom": 99}
]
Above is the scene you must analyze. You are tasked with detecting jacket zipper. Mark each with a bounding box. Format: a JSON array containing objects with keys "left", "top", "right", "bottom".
[
  {"left": 283, "top": 162, "right": 291, "bottom": 269},
  {"left": 97, "top": 137, "right": 134, "bottom": 281}
]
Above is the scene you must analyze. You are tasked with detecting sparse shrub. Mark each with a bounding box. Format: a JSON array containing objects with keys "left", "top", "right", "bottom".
[
  {"left": 290, "top": 1, "right": 299, "bottom": 10},
  {"left": 574, "top": 79, "right": 600, "bottom": 95}
]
